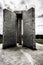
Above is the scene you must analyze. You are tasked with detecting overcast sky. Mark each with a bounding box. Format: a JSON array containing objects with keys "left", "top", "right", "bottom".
[
  {"left": 0, "top": 0, "right": 43, "bottom": 35},
  {"left": 0, "top": 0, "right": 43, "bottom": 16}
]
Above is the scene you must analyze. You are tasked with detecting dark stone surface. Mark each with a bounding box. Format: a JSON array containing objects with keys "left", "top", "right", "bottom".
[
  {"left": 3, "top": 8, "right": 36, "bottom": 49},
  {"left": 3, "top": 9, "right": 17, "bottom": 49},
  {"left": 16, "top": 16, "right": 21, "bottom": 45},
  {"left": 23, "top": 8, "right": 36, "bottom": 49}
]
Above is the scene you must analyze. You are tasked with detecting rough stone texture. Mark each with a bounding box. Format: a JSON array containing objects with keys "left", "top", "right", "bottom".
[
  {"left": 16, "top": 14, "right": 21, "bottom": 44},
  {"left": 3, "top": 9, "right": 17, "bottom": 49},
  {"left": 3, "top": 7, "right": 36, "bottom": 49},
  {"left": 23, "top": 8, "right": 36, "bottom": 49},
  {"left": 0, "top": 43, "right": 43, "bottom": 65}
]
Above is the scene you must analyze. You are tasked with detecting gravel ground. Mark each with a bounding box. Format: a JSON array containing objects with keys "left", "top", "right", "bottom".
[{"left": 0, "top": 43, "right": 43, "bottom": 65}]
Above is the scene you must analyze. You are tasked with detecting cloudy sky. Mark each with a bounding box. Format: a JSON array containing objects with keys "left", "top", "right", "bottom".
[{"left": 0, "top": 0, "right": 43, "bottom": 35}]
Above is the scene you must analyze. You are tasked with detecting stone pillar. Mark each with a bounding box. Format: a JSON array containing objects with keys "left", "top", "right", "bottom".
[
  {"left": 17, "top": 19, "right": 21, "bottom": 44},
  {"left": 16, "top": 14, "right": 22, "bottom": 45},
  {"left": 23, "top": 7, "right": 36, "bottom": 49},
  {"left": 3, "top": 9, "right": 17, "bottom": 49}
]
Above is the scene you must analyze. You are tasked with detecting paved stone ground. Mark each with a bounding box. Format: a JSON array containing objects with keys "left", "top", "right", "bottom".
[{"left": 0, "top": 43, "right": 43, "bottom": 65}]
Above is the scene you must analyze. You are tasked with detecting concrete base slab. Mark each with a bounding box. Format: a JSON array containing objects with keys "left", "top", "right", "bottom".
[{"left": 0, "top": 43, "right": 43, "bottom": 65}]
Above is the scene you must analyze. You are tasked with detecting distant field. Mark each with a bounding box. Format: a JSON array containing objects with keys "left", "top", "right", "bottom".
[
  {"left": 0, "top": 38, "right": 43, "bottom": 44},
  {"left": 0, "top": 39, "right": 2, "bottom": 43},
  {"left": 0, "top": 35, "right": 3, "bottom": 43},
  {"left": 35, "top": 39, "right": 43, "bottom": 44},
  {"left": 0, "top": 35, "right": 43, "bottom": 44}
]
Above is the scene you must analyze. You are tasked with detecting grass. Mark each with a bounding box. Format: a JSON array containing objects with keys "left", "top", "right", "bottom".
[
  {"left": 35, "top": 39, "right": 43, "bottom": 44},
  {"left": 0, "top": 35, "right": 43, "bottom": 44},
  {"left": 0, "top": 38, "right": 3, "bottom": 43},
  {"left": 0, "top": 35, "right": 3, "bottom": 43},
  {"left": 0, "top": 38, "right": 43, "bottom": 44}
]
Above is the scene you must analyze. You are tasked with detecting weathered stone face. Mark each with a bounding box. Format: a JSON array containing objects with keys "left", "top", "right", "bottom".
[
  {"left": 16, "top": 14, "right": 22, "bottom": 45},
  {"left": 3, "top": 7, "right": 36, "bottom": 49},
  {"left": 23, "top": 8, "right": 36, "bottom": 49},
  {"left": 3, "top": 9, "right": 17, "bottom": 49}
]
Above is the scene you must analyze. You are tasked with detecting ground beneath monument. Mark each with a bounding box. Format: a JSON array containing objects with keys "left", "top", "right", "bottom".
[{"left": 0, "top": 43, "right": 43, "bottom": 65}]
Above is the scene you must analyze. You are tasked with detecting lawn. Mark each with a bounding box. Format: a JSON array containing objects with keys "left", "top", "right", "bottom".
[
  {"left": 0, "top": 38, "right": 3, "bottom": 43},
  {"left": 35, "top": 39, "right": 43, "bottom": 44},
  {"left": 0, "top": 35, "right": 43, "bottom": 44},
  {"left": 0, "top": 35, "right": 3, "bottom": 43}
]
